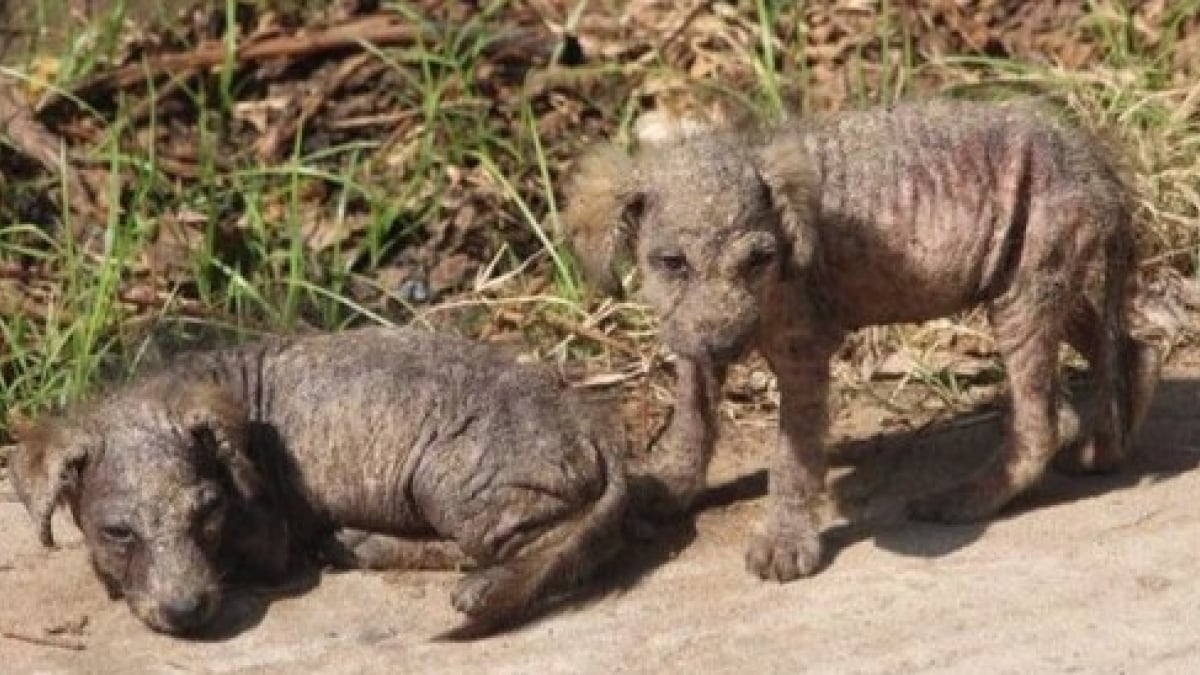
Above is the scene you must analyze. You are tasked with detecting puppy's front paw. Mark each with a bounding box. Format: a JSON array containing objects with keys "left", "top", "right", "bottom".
[{"left": 745, "top": 530, "right": 821, "bottom": 582}]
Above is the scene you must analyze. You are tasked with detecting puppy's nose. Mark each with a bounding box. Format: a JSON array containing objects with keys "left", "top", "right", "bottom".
[
  {"left": 704, "top": 340, "right": 746, "bottom": 363},
  {"left": 161, "top": 595, "right": 209, "bottom": 629}
]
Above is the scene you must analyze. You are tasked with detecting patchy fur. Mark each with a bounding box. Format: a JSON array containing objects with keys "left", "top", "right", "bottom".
[
  {"left": 11, "top": 327, "right": 627, "bottom": 636},
  {"left": 563, "top": 99, "right": 1159, "bottom": 582}
]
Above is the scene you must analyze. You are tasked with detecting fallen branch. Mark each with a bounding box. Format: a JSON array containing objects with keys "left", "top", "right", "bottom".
[
  {"left": 0, "top": 84, "right": 104, "bottom": 224},
  {"left": 0, "top": 87, "right": 59, "bottom": 169},
  {"left": 1, "top": 629, "right": 87, "bottom": 652},
  {"left": 0, "top": 275, "right": 216, "bottom": 328},
  {"left": 74, "top": 14, "right": 558, "bottom": 96},
  {"left": 254, "top": 52, "right": 377, "bottom": 160}
]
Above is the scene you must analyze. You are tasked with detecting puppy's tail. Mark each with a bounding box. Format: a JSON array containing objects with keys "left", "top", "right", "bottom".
[
  {"left": 1100, "top": 203, "right": 1159, "bottom": 455},
  {"left": 437, "top": 441, "right": 628, "bottom": 640}
]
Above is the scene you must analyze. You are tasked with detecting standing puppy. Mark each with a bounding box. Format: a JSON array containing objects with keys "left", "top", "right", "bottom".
[
  {"left": 11, "top": 326, "right": 626, "bottom": 636},
  {"left": 563, "top": 99, "right": 1159, "bottom": 582}
]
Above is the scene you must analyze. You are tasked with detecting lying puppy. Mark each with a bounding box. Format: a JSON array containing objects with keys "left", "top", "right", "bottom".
[
  {"left": 11, "top": 326, "right": 627, "bottom": 636},
  {"left": 563, "top": 99, "right": 1159, "bottom": 582}
]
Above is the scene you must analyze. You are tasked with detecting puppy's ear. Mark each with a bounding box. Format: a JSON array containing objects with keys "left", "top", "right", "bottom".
[
  {"left": 10, "top": 419, "right": 93, "bottom": 547},
  {"left": 561, "top": 143, "right": 645, "bottom": 297},
  {"left": 171, "top": 383, "right": 261, "bottom": 501},
  {"left": 171, "top": 382, "right": 291, "bottom": 576},
  {"left": 756, "top": 131, "right": 820, "bottom": 268}
]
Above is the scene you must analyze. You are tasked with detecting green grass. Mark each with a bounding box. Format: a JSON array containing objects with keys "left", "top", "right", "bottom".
[{"left": 1, "top": 0, "right": 1197, "bottom": 438}]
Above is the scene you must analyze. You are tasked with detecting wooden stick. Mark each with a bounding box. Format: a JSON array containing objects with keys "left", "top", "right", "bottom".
[
  {"left": 74, "top": 14, "right": 555, "bottom": 95},
  {"left": 0, "top": 84, "right": 102, "bottom": 222},
  {"left": 2, "top": 630, "right": 87, "bottom": 652},
  {"left": 254, "top": 52, "right": 375, "bottom": 160},
  {"left": 75, "top": 14, "right": 418, "bottom": 92}
]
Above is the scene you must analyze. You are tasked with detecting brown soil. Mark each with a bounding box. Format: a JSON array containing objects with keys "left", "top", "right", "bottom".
[{"left": 4, "top": 364, "right": 1200, "bottom": 672}]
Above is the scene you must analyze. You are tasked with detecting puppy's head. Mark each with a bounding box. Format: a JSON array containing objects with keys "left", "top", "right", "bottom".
[
  {"left": 562, "top": 120, "right": 818, "bottom": 363},
  {"left": 10, "top": 379, "right": 278, "bottom": 635}
]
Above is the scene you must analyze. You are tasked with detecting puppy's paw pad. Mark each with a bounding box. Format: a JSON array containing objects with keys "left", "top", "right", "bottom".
[{"left": 744, "top": 532, "right": 821, "bottom": 582}]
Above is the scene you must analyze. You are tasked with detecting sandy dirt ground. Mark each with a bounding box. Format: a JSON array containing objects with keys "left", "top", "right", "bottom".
[{"left": 4, "top": 367, "right": 1200, "bottom": 673}]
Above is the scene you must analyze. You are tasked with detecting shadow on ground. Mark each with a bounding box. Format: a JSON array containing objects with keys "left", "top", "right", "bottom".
[
  {"left": 681, "top": 376, "right": 1200, "bottom": 573},
  {"left": 464, "top": 516, "right": 700, "bottom": 639},
  {"left": 184, "top": 565, "right": 322, "bottom": 641}
]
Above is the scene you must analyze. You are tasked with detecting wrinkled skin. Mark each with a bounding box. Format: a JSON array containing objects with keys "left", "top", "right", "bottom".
[
  {"left": 73, "top": 423, "right": 227, "bottom": 631},
  {"left": 563, "top": 99, "right": 1160, "bottom": 582},
  {"left": 11, "top": 327, "right": 627, "bottom": 635}
]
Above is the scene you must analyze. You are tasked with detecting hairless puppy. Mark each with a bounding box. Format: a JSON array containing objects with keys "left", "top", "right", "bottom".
[
  {"left": 563, "top": 99, "right": 1159, "bottom": 582},
  {"left": 11, "top": 326, "right": 627, "bottom": 636}
]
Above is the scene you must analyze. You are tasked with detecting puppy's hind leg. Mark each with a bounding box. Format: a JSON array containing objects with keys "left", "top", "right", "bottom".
[
  {"left": 912, "top": 277, "right": 1066, "bottom": 523},
  {"left": 443, "top": 452, "right": 627, "bottom": 639},
  {"left": 1057, "top": 234, "right": 1161, "bottom": 473},
  {"left": 1058, "top": 302, "right": 1120, "bottom": 472}
]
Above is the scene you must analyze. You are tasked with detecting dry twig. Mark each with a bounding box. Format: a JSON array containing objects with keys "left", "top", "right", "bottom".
[
  {"left": 254, "top": 53, "right": 377, "bottom": 160},
  {"left": 495, "top": 307, "right": 643, "bottom": 359},
  {"left": 74, "top": 14, "right": 557, "bottom": 95},
  {"left": 1, "top": 630, "right": 87, "bottom": 652},
  {"left": 0, "top": 83, "right": 103, "bottom": 223}
]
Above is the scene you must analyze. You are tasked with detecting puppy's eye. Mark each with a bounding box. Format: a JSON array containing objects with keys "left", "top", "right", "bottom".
[
  {"left": 652, "top": 252, "right": 689, "bottom": 275},
  {"left": 196, "top": 487, "right": 225, "bottom": 521},
  {"left": 101, "top": 525, "right": 135, "bottom": 544},
  {"left": 746, "top": 247, "right": 776, "bottom": 270}
]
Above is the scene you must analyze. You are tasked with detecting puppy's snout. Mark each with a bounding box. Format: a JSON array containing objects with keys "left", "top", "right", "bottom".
[
  {"left": 159, "top": 594, "right": 212, "bottom": 631},
  {"left": 704, "top": 339, "right": 748, "bottom": 363}
]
